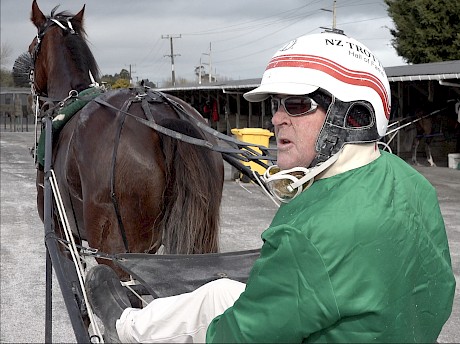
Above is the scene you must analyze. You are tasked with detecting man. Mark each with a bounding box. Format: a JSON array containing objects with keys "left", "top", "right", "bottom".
[{"left": 86, "top": 31, "right": 455, "bottom": 343}]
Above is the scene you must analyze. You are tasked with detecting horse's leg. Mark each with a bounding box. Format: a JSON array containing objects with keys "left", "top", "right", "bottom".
[
  {"left": 425, "top": 138, "right": 436, "bottom": 167},
  {"left": 411, "top": 137, "right": 421, "bottom": 166}
]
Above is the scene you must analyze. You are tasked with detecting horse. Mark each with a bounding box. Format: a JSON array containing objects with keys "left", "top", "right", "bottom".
[
  {"left": 30, "top": 0, "right": 224, "bottom": 278},
  {"left": 411, "top": 108, "right": 436, "bottom": 167}
]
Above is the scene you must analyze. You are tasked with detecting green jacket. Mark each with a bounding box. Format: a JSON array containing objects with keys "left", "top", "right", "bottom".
[{"left": 207, "top": 151, "right": 455, "bottom": 343}]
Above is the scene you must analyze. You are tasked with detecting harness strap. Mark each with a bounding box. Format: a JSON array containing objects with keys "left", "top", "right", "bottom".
[
  {"left": 110, "top": 98, "right": 132, "bottom": 253},
  {"left": 141, "top": 96, "right": 155, "bottom": 122},
  {"left": 163, "top": 94, "right": 274, "bottom": 155},
  {"left": 93, "top": 96, "right": 274, "bottom": 162}
]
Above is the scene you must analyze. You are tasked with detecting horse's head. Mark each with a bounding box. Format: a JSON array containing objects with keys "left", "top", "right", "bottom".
[{"left": 29, "top": 0, "right": 99, "bottom": 100}]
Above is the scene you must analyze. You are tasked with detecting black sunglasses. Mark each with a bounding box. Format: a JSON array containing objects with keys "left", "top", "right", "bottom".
[{"left": 271, "top": 95, "right": 319, "bottom": 116}]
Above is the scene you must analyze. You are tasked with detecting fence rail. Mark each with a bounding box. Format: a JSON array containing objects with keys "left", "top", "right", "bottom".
[{"left": 0, "top": 89, "right": 35, "bottom": 132}]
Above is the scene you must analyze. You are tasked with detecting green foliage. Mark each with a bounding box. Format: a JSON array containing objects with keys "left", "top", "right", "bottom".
[
  {"left": 385, "top": 0, "right": 460, "bottom": 63},
  {"left": 101, "top": 69, "right": 132, "bottom": 88},
  {"left": 112, "top": 78, "right": 130, "bottom": 89},
  {"left": 0, "top": 69, "right": 14, "bottom": 87},
  {"left": 101, "top": 74, "right": 117, "bottom": 86},
  {"left": 119, "top": 69, "right": 130, "bottom": 80}
]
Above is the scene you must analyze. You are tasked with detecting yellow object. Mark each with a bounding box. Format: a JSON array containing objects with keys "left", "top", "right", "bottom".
[{"left": 231, "top": 128, "right": 274, "bottom": 175}]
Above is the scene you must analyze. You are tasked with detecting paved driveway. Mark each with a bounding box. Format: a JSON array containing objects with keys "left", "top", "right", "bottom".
[{"left": 1, "top": 132, "right": 458, "bottom": 343}]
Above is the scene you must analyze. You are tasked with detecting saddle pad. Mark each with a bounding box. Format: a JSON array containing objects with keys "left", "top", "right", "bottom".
[
  {"left": 37, "top": 87, "right": 103, "bottom": 166},
  {"left": 113, "top": 249, "right": 261, "bottom": 298}
]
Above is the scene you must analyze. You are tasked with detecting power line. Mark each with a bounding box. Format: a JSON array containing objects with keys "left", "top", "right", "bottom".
[{"left": 181, "top": 2, "right": 315, "bottom": 37}]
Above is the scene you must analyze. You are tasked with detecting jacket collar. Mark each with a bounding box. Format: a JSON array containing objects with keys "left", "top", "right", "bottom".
[{"left": 317, "top": 143, "right": 380, "bottom": 180}]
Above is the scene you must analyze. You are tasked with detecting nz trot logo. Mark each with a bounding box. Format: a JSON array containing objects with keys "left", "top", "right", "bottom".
[{"left": 325, "top": 38, "right": 385, "bottom": 77}]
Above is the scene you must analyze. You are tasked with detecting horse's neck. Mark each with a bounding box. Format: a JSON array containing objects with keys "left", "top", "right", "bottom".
[{"left": 46, "top": 51, "right": 92, "bottom": 100}]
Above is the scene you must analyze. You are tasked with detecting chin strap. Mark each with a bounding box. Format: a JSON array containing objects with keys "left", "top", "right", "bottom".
[
  {"left": 261, "top": 148, "right": 343, "bottom": 203},
  {"left": 287, "top": 150, "right": 342, "bottom": 191}
]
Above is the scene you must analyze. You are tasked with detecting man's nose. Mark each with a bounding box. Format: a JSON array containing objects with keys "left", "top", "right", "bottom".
[{"left": 272, "top": 106, "right": 290, "bottom": 126}]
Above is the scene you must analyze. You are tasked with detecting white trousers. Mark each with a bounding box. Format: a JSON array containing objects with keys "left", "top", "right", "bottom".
[{"left": 116, "top": 278, "right": 245, "bottom": 343}]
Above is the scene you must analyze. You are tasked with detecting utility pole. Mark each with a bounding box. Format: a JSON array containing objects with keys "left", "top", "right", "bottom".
[
  {"left": 208, "top": 42, "right": 212, "bottom": 83},
  {"left": 321, "top": 0, "right": 337, "bottom": 30},
  {"left": 199, "top": 56, "right": 202, "bottom": 84},
  {"left": 202, "top": 42, "right": 212, "bottom": 83},
  {"left": 161, "top": 34, "right": 181, "bottom": 86},
  {"left": 128, "top": 64, "right": 136, "bottom": 86}
]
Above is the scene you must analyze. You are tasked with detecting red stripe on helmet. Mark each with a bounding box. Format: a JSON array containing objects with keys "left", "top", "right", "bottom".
[{"left": 266, "top": 54, "right": 390, "bottom": 119}]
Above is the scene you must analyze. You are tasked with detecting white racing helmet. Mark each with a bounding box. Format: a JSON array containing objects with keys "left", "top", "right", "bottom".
[{"left": 245, "top": 31, "right": 391, "bottom": 202}]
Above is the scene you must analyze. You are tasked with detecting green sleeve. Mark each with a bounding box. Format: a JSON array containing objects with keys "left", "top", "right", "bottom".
[{"left": 206, "top": 224, "right": 340, "bottom": 343}]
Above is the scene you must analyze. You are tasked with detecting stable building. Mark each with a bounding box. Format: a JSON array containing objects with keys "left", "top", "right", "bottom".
[{"left": 158, "top": 60, "right": 460, "bottom": 166}]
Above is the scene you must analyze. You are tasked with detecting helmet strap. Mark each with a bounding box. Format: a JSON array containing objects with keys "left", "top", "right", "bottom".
[
  {"left": 311, "top": 96, "right": 379, "bottom": 167},
  {"left": 261, "top": 149, "right": 342, "bottom": 203}
]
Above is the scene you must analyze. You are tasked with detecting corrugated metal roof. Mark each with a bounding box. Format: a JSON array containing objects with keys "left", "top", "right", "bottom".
[
  {"left": 157, "top": 60, "right": 460, "bottom": 92},
  {"left": 385, "top": 60, "right": 460, "bottom": 82},
  {"left": 385, "top": 60, "right": 460, "bottom": 77}
]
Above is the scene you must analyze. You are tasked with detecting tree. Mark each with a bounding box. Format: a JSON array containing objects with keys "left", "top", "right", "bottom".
[
  {"left": 385, "top": 0, "right": 460, "bottom": 63},
  {"left": 0, "top": 43, "right": 14, "bottom": 87},
  {"left": 101, "top": 74, "right": 117, "bottom": 86},
  {"left": 119, "top": 68, "right": 130, "bottom": 80},
  {"left": 141, "top": 79, "right": 156, "bottom": 88},
  {"left": 1, "top": 43, "right": 12, "bottom": 68}
]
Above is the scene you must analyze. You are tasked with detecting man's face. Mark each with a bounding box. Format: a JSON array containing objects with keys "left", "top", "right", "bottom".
[{"left": 271, "top": 95, "right": 327, "bottom": 170}]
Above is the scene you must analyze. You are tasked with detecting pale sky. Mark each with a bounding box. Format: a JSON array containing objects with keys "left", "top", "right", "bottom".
[{"left": 1, "top": 0, "right": 406, "bottom": 87}]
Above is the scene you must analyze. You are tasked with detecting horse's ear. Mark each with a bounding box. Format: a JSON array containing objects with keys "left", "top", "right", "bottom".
[
  {"left": 31, "top": 0, "right": 46, "bottom": 29},
  {"left": 72, "top": 5, "right": 85, "bottom": 28}
]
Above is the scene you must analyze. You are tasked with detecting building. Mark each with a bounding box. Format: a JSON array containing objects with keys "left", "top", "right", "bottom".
[{"left": 158, "top": 60, "right": 460, "bottom": 165}]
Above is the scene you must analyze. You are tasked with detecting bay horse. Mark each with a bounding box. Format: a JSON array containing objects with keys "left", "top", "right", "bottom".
[{"left": 30, "top": 0, "right": 224, "bottom": 278}]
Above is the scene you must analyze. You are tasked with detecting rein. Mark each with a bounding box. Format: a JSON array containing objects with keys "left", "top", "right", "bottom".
[{"left": 93, "top": 90, "right": 275, "bottom": 164}]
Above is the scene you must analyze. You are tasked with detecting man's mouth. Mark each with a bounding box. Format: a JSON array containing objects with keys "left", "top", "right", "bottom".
[
  {"left": 277, "top": 138, "right": 292, "bottom": 148},
  {"left": 278, "top": 137, "right": 291, "bottom": 144}
]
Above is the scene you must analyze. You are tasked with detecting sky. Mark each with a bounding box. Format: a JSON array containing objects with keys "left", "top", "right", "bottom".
[{"left": 1, "top": 0, "right": 406, "bottom": 88}]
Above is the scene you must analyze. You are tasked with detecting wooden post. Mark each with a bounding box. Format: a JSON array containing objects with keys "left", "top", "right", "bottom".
[
  {"left": 225, "top": 93, "right": 230, "bottom": 135},
  {"left": 236, "top": 94, "right": 241, "bottom": 129},
  {"left": 216, "top": 94, "right": 221, "bottom": 132},
  {"left": 14, "top": 94, "right": 23, "bottom": 132},
  {"left": 248, "top": 102, "right": 253, "bottom": 127},
  {"left": 261, "top": 100, "right": 266, "bottom": 129}
]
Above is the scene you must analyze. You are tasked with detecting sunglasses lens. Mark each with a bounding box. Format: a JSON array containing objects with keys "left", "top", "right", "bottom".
[
  {"left": 284, "top": 97, "right": 312, "bottom": 116},
  {"left": 271, "top": 96, "right": 316, "bottom": 116}
]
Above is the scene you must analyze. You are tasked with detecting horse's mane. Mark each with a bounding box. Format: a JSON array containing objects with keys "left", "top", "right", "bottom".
[{"left": 46, "top": 5, "right": 100, "bottom": 80}]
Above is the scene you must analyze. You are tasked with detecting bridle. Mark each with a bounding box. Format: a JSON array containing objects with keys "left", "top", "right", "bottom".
[
  {"left": 30, "top": 12, "right": 98, "bottom": 112},
  {"left": 29, "top": 13, "right": 99, "bottom": 166}
]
